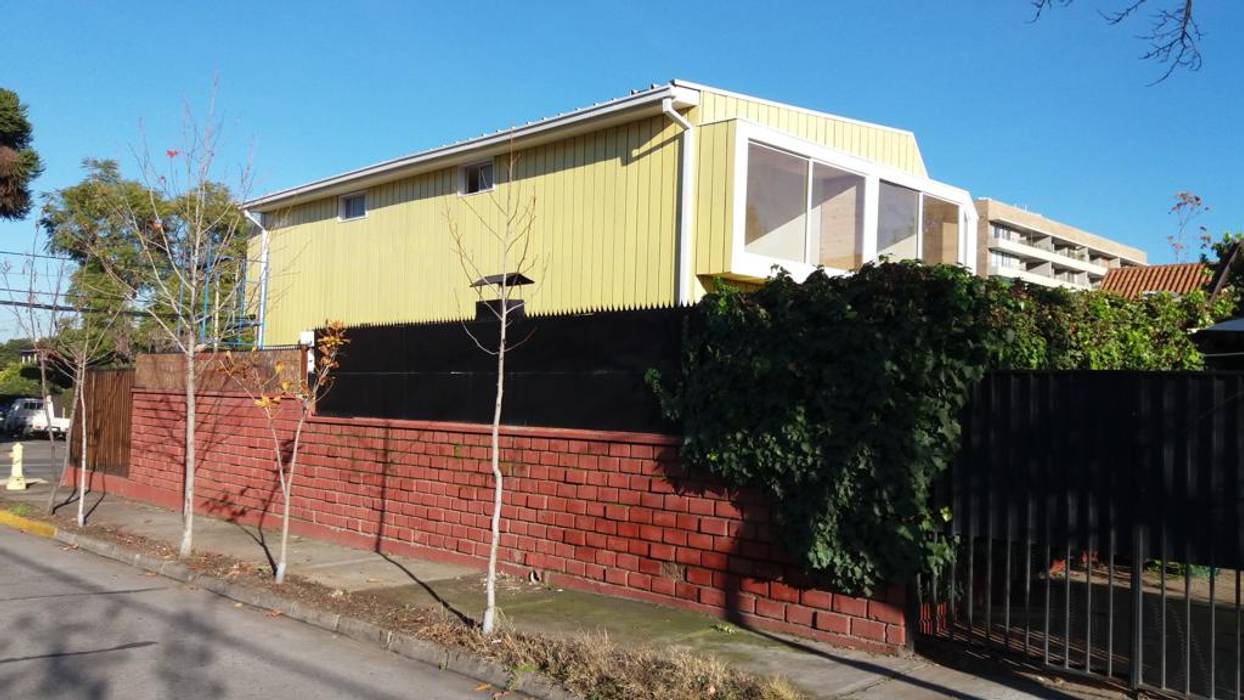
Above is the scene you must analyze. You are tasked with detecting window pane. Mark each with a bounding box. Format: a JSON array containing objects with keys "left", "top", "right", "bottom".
[
  {"left": 809, "top": 163, "right": 865, "bottom": 270},
  {"left": 465, "top": 163, "right": 494, "bottom": 194},
  {"left": 877, "top": 182, "right": 918, "bottom": 261},
  {"left": 921, "top": 195, "right": 959, "bottom": 265},
  {"left": 342, "top": 195, "right": 365, "bottom": 219},
  {"left": 990, "top": 251, "right": 1021, "bottom": 269},
  {"left": 744, "top": 143, "right": 807, "bottom": 263}
]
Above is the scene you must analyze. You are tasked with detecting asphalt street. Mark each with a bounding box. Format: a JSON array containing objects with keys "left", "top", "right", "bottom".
[{"left": 0, "top": 526, "right": 494, "bottom": 699}]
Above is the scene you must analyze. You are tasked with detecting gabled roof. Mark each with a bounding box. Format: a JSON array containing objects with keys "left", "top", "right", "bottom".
[
  {"left": 244, "top": 79, "right": 925, "bottom": 213},
  {"left": 243, "top": 82, "right": 699, "bottom": 212},
  {"left": 1099, "top": 262, "right": 1209, "bottom": 299}
]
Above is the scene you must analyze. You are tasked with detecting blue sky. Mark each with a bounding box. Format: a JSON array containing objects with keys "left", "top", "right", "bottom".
[{"left": 1, "top": 0, "right": 1241, "bottom": 322}]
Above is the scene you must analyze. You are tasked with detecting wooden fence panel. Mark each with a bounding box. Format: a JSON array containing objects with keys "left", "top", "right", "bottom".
[
  {"left": 68, "top": 368, "right": 134, "bottom": 476},
  {"left": 134, "top": 349, "right": 304, "bottom": 393}
]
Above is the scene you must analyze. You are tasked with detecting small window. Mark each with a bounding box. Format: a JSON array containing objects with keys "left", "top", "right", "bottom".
[
  {"left": 339, "top": 193, "right": 366, "bottom": 220},
  {"left": 462, "top": 161, "right": 494, "bottom": 195}
]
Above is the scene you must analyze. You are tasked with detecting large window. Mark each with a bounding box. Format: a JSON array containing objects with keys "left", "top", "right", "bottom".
[
  {"left": 734, "top": 124, "right": 975, "bottom": 279},
  {"left": 877, "top": 182, "right": 918, "bottom": 260},
  {"left": 744, "top": 143, "right": 808, "bottom": 262},
  {"left": 921, "top": 195, "right": 960, "bottom": 265},
  {"left": 990, "top": 251, "right": 1023, "bottom": 270},
  {"left": 992, "top": 225, "right": 1020, "bottom": 242},
  {"left": 744, "top": 142, "right": 866, "bottom": 270},
  {"left": 810, "top": 163, "right": 865, "bottom": 270}
]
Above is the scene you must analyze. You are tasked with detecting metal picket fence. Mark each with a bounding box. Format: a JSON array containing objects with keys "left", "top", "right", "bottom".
[{"left": 920, "top": 371, "right": 1244, "bottom": 699}]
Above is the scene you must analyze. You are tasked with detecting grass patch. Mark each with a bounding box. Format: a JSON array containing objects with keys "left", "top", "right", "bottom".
[
  {"left": 7, "top": 503, "right": 34, "bottom": 517},
  {"left": 1146, "top": 560, "right": 1216, "bottom": 580},
  {"left": 420, "top": 620, "right": 806, "bottom": 700}
]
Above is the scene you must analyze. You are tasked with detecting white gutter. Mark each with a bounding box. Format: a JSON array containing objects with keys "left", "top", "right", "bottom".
[
  {"left": 242, "top": 209, "right": 269, "bottom": 347},
  {"left": 662, "top": 97, "right": 696, "bottom": 305}
]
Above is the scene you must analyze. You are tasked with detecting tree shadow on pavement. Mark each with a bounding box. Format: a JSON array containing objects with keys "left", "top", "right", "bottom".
[
  {"left": 372, "top": 427, "right": 475, "bottom": 627},
  {"left": 0, "top": 540, "right": 414, "bottom": 700}
]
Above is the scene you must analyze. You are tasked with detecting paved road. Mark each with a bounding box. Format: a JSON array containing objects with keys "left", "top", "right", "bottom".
[{"left": 0, "top": 527, "right": 494, "bottom": 699}]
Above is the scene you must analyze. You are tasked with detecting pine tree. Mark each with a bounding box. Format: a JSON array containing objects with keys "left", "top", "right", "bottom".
[{"left": 0, "top": 88, "right": 45, "bottom": 220}]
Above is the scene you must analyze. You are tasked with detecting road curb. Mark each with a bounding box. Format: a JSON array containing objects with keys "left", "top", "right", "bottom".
[
  {"left": 0, "top": 508, "right": 59, "bottom": 539},
  {"left": 0, "top": 518, "right": 578, "bottom": 700}
]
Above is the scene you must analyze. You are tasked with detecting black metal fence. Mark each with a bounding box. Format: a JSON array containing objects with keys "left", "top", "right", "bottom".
[
  {"left": 921, "top": 370, "right": 1244, "bottom": 699},
  {"left": 317, "top": 306, "right": 687, "bottom": 433}
]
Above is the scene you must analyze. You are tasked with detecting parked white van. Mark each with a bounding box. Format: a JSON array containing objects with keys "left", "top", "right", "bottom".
[{"left": 4, "top": 397, "right": 70, "bottom": 436}]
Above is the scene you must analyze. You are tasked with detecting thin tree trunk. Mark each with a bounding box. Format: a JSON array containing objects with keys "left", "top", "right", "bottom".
[
  {"left": 276, "top": 473, "right": 291, "bottom": 584},
  {"left": 481, "top": 309, "right": 507, "bottom": 636},
  {"left": 76, "top": 371, "right": 88, "bottom": 527},
  {"left": 180, "top": 347, "right": 196, "bottom": 559},
  {"left": 53, "top": 393, "right": 75, "bottom": 515},
  {"left": 39, "top": 355, "right": 61, "bottom": 514},
  {"left": 276, "top": 415, "right": 307, "bottom": 585}
]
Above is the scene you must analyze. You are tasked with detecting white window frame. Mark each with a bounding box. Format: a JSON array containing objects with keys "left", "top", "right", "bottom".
[
  {"left": 459, "top": 159, "right": 496, "bottom": 196},
  {"left": 337, "top": 191, "right": 367, "bottom": 221},
  {"left": 730, "top": 120, "right": 977, "bottom": 281}
]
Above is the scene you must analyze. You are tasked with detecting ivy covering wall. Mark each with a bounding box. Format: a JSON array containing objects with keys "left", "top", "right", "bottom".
[{"left": 650, "top": 262, "right": 1229, "bottom": 595}]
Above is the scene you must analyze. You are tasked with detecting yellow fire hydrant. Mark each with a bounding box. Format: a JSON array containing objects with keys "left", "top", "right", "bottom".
[{"left": 5, "top": 443, "right": 26, "bottom": 491}]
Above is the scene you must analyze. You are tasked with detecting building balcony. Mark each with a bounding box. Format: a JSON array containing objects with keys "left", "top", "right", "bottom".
[
  {"left": 990, "top": 237, "right": 1109, "bottom": 277},
  {"left": 989, "top": 264, "right": 1094, "bottom": 290}
]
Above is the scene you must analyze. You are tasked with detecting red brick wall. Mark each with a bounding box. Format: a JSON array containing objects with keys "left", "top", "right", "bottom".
[{"left": 102, "top": 389, "right": 908, "bottom": 653}]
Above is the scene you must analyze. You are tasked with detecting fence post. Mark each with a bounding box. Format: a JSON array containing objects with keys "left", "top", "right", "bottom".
[{"left": 1130, "top": 523, "right": 1144, "bottom": 691}]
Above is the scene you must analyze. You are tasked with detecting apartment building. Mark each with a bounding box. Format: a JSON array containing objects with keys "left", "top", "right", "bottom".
[{"left": 976, "top": 198, "right": 1146, "bottom": 290}]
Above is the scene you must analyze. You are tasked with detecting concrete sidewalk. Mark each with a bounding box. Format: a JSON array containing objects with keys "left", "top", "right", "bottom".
[{"left": 1, "top": 483, "right": 1106, "bottom": 699}]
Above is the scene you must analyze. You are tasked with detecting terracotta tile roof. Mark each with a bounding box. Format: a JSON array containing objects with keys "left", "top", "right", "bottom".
[{"left": 1099, "top": 262, "right": 1210, "bottom": 299}]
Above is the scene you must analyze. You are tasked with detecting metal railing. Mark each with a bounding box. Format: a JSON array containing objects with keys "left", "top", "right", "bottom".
[{"left": 919, "top": 371, "right": 1244, "bottom": 699}]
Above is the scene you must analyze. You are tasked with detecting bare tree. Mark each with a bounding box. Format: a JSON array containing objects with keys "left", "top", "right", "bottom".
[
  {"left": 83, "top": 91, "right": 253, "bottom": 558},
  {"left": 1030, "top": 0, "right": 1202, "bottom": 83},
  {"left": 1168, "top": 190, "right": 1209, "bottom": 262},
  {"left": 215, "top": 321, "right": 347, "bottom": 583},
  {"left": 50, "top": 299, "right": 123, "bottom": 527},
  {"left": 0, "top": 233, "right": 71, "bottom": 514},
  {"left": 447, "top": 148, "right": 540, "bottom": 636}
]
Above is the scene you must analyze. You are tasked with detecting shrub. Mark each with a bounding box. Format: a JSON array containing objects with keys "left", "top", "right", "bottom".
[{"left": 651, "top": 262, "right": 1226, "bottom": 595}]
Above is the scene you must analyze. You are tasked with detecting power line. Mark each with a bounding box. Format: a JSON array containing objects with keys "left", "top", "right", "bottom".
[
  {"left": 0, "top": 248, "right": 270, "bottom": 266},
  {"left": 0, "top": 286, "right": 138, "bottom": 306},
  {"left": 0, "top": 249, "right": 71, "bottom": 262},
  {"left": 0, "top": 299, "right": 147, "bottom": 316}
]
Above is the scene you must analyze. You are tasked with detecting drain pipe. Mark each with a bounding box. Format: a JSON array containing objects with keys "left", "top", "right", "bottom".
[
  {"left": 662, "top": 97, "right": 695, "bottom": 305},
  {"left": 242, "top": 209, "right": 269, "bottom": 348}
]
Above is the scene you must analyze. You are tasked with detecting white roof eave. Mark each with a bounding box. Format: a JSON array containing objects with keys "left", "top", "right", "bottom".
[{"left": 244, "top": 83, "right": 700, "bottom": 213}]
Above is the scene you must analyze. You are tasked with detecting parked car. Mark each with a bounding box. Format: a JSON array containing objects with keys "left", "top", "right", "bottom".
[
  {"left": 5, "top": 397, "right": 70, "bottom": 437},
  {"left": 0, "top": 399, "right": 17, "bottom": 430},
  {"left": 0, "top": 398, "right": 29, "bottom": 435}
]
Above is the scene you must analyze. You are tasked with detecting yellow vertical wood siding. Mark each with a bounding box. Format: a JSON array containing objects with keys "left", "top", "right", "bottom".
[
  {"left": 259, "top": 115, "right": 682, "bottom": 345},
  {"left": 255, "top": 84, "right": 933, "bottom": 340},
  {"left": 693, "top": 90, "right": 927, "bottom": 177},
  {"left": 692, "top": 120, "right": 735, "bottom": 288}
]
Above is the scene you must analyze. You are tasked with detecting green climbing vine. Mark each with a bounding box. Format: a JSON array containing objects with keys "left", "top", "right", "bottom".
[{"left": 649, "top": 262, "right": 1228, "bottom": 596}]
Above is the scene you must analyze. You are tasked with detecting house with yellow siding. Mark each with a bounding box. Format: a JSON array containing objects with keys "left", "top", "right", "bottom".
[{"left": 243, "top": 80, "right": 978, "bottom": 346}]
